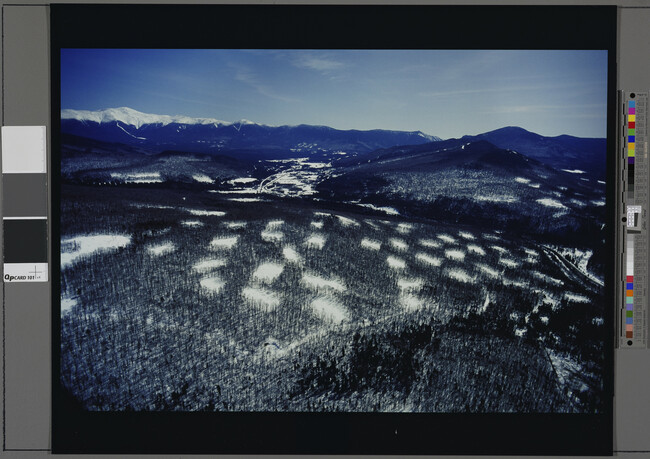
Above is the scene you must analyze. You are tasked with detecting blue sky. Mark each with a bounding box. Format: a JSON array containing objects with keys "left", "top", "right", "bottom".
[{"left": 61, "top": 49, "right": 608, "bottom": 139}]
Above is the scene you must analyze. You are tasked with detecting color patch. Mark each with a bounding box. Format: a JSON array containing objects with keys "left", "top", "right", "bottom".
[
  {"left": 3, "top": 219, "right": 48, "bottom": 263},
  {"left": 629, "top": 110, "right": 636, "bottom": 117}
]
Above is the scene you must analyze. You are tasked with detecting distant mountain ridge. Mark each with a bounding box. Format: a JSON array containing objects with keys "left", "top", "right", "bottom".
[{"left": 61, "top": 107, "right": 441, "bottom": 159}]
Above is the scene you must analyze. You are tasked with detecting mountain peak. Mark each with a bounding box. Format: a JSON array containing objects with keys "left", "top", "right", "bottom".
[{"left": 61, "top": 107, "right": 231, "bottom": 129}]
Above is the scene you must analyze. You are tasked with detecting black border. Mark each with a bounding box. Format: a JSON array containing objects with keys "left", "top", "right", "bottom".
[{"left": 51, "top": 4, "right": 617, "bottom": 455}]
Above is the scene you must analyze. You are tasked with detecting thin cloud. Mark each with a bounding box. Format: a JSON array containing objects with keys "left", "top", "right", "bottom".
[
  {"left": 292, "top": 54, "right": 344, "bottom": 73},
  {"left": 233, "top": 65, "right": 299, "bottom": 103}
]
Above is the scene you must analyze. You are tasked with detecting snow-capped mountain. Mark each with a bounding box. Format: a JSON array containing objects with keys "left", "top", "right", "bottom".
[
  {"left": 60, "top": 107, "right": 441, "bottom": 159},
  {"left": 61, "top": 107, "right": 232, "bottom": 129}
]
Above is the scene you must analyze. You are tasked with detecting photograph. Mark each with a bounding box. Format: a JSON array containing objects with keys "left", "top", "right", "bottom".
[{"left": 58, "top": 48, "right": 609, "bottom": 414}]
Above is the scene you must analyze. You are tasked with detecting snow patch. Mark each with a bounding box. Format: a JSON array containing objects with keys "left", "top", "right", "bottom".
[
  {"left": 305, "top": 234, "right": 326, "bottom": 250},
  {"left": 310, "top": 221, "right": 324, "bottom": 229},
  {"left": 61, "top": 234, "right": 131, "bottom": 268},
  {"left": 565, "top": 293, "right": 590, "bottom": 303},
  {"left": 360, "top": 238, "right": 381, "bottom": 251},
  {"left": 192, "top": 259, "right": 227, "bottom": 272},
  {"left": 445, "top": 249, "right": 465, "bottom": 261},
  {"left": 181, "top": 220, "right": 203, "bottom": 227},
  {"left": 419, "top": 239, "right": 441, "bottom": 248},
  {"left": 336, "top": 215, "right": 359, "bottom": 227},
  {"left": 467, "top": 244, "right": 486, "bottom": 256},
  {"left": 302, "top": 273, "right": 346, "bottom": 292},
  {"left": 499, "top": 258, "right": 520, "bottom": 268},
  {"left": 476, "top": 263, "right": 499, "bottom": 278},
  {"left": 536, "top": 198, "right": 567, "bottom": 209},
  {"left": 242, "top": 287, "right": 280, "bottom": 311},
  {"left": 561, "top": 169, "right": 586, "bottom": 174},
  {"left": 397, "top": 277, "right": 424, "bottom": 291},
  {"left": 311, "top": 297, "right": 347, "bottom": 324},
  {"left": 446, "top": 268, "right": 475, "bottom": 283},
  {"left": 416, "top": 252, "right": 442, "bottom": 267},
  {"left": 282, "top": 246, "right": 302, "bottom": 263},
  {"left": 458, "top": 231, "right": 475, "bottom": 240},
  {"left": 200, "top": 276, "right": 225, "bottom": 293},
  {"left": 252, "top": 262, "right": 284, "bottom": 282},
  {"left": 390, "top": 238, "right": 408, "bottom": 251},
  {"left": 261, "top": 231, "right": 284, "bottom": 242},
  {"left": 437, "top": 234, "right": 456, "bottom": 244},
  {"left": 61, "top": 296, "right": 77, "bottom": 315},
  {"left": 193, "top": 174, "right": 214, "bottom": 183},
  {"left": 386, "top": 256, "right": 406, "bottom": 270},
  {"left": 186, "top": 208, "right": 226, "bottom": 216},
  {"left": 147, "top": 242, "right": 175, "bottom": 256},
  {"left": 514, "top": 177, "right": 530, "bottom": 184},
  {"left": 210, "top": 236, "right": 239, "bottom": 249},
  {"left": 396, "top": 223, "right": 413, "bottom": 234}
]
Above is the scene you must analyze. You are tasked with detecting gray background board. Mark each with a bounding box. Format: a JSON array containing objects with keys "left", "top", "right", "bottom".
[{"left": 1, "top": 1, "right": 649, "bottom": 458}]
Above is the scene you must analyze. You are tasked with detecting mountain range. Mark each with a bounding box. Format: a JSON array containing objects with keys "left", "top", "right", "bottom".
[{"left": 61, "top": 107, "right": 441, "bottom": 159}]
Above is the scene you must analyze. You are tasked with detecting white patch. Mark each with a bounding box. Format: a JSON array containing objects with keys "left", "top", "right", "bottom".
[
  {"left": 478, "top": 294, "right": 490, "bottom": 314},
  {"left": 210, "top": 236, "right": 239, "bottom": 249},
  {"left": 437, "top": 234, "right": 456, "bottom": 244},
  {"left": 483, "top": 233, "right": 501, "bottom": 241},
  {"left": 310, "top": 221, "right": 324, "bottom": 229},
  {"left": 313, "top": 211, "right": 331, "bottom": 217},
  {"left": 590, "top": 200, "right": 605, "bottom": 207},
  {"left": 476, "top": 263, "right": 499, "bottom": 278},
  {"left": 458, "top": 231, "right": 475, "bottom": 240},
  {"left": 147, "top": 242, "right": 175, "bottom": 256},
  {"left": 193, "top": 174, "right": 214, "bottom": 183},
  {"left": 336, "top": 215, "right": 359, "bottom": 227},
  {"left": 490, "top": 245, "right": 508, "bottom": 254},
  {"left": 467, "top": 244, "right": 486, "bottom": 256},
  {"left": 224, "top": 221, "right": 247, "bottom": 229},
  {"left": 400, "top": 294, "right": 424, "bottom": 311},
  {"left": 181, "top": 220, "right": 203, "bottom": 227},
  {"left": 415, "top": 252, "right": 442, "bottom": 266},
  {"left": 265, "top": 220, "right": 284, "bottom": 230},
  {"left": 565, "top": 293, "right": 590, "bottom": 303},
  {"left": 252, "top": 262, "right": 284, "bottom": 282},
  {"left": 593, "top": 317, "right": 604, "bottom": 326},
  {"left": 192, "top": 258, "right": 227, "bottom": 272},
  {"left": 499, "top": 258, "right": 520, "bottom": 268},
  {"left": 305, "top": 234, "right": 326, "bottom": 250},
  {"left": 261, "top": 231, "right": 284, "bottom": 242},
  {"left": 390, "top": 238, "right": 408, "bottom": 251},
  {"left": 396, "top": 223, "right": 413, "bottom": 234},
  {"left": 419, "top": 239, "right": 441, "bottom": 248},
  {"left": 528, "top": 183, "right": 540, "bottom": 189},
  {"left": 475, "top": 195, "right": 518, "bottom": 203},
  {"left": 397, "top": 277, "right": 424, "bottom": 291},
  {"left": 200, "top": 276, "right": 225, "bottom": 293},
  {"left": 111, "top": 172, "right": 162, "bottom": 183},
  {"left": 597, "top": 180, "right": 605, "bottom": 185},
  {"left": 360, "top": 238, "right": 381, "bottom": 251},
  {"left": 531, "top": 271, "right": 563, "bottom": 286},
  {"left": 570, "top": 199, "right": 586, "bottom": 207},
  {"left": 514, "top": 177, "right": 530, "bottom": 184},
  {"left": 311, "top": 297, "right": 347, "bottom": 324},
  {"left": 302, "top": 273, "right": 346, "bottom": 292},
  {"left": 561, "top": 169, "right": 585, "bottom": 174},
  {"left": 229, "top": 198, "right": 264, "bottom": 202},
  {"left": 242, "top": 287, "right": 280, "bottom": 311},
  {"left": 445, "top": 249, "right": 465, "bottom": 261},
  {"left": 228, "top": 177, "right": 258, "bottom": 185},
  {"left": 536, "top": 198, "right": 567, "bottom": 209},
  {"left": 446, "top": 268, "right": 475, "bottom": 283},
  {"left": 540, "top": 316, "right": 549, "bottom": 325},
  {"left": 514, "top": 328, "right": 527, "bottom": 337},
  {"left": 524, "top": 248, "right": 538, "bottom": 257},
  {"left": 356, "top": 203, "right": 400, "bottom": 215},
  {"left": 60, "top": 234, "right": 131, "bottom": 268},
  {"left": 282, "top": 246, "right": 302, "bottom": 263},
  {"left": 187, "top": 209, "right": 226, "bottom": 216},
  {"left": 387, "top": 256, "right": 406, "bottom": 270},
  {"left": 61, "top": 296, "right": 77, "bottom": 315}
]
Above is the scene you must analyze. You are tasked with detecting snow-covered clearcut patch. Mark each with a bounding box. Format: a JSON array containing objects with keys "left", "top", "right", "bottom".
[
  {"left": 335, "top": 215, "right": 359, "bottom": 227},
  {"left": 386, "top": 256, "right": 406, "bottom": 270},
  {"left": 536, "top": 198, "right": 567, "bottom": 209},
  {"left": 419, "top": 239, "right": 441, "bottom": 248},
  {"left": 445, "top": 268, "right": 475, "bottom": 283},
  {"left": 467, "top": 244, "right": 486, "bottom": 256},
  {"left": 415, "top": 252, "right": 442, "bottom": 267},
  {"left": 192, "top": 258, "right": 227, "bottom": 272},
  {"left": 305, "top": 234, "right": 326, "bottom": 250},
  {"left": 147, "top": 242, "right": 175, "bottom": 256},
  {"left": 301, "top": 273, "right": 346, "bottom": 292},
  {"left": 261, "top": 231, "right": 284, "bottom": 242},
  {"left": 252, "top": 262, "right": 285, "bottom": 283},
  {"left": 193, "top": 174, "right": 214, "bottom": 183},
  {"left": 200, "top": 276, "right": 226, "bottom": 293},
  {"left": 458, "top": 231, "right": 475, "bottom": 240},
  {"left": 397, "top": 277, "right": 424, "bottom": 291},
  {"left": 210, "top": 236, "right": 239, "bottom": 249},
  {"left": 445, "top": 249, "right": 465, "bottom": 261},
  {"left": 390, "top": 238, "right": 408, "bottom": 251},
  {"left": 360, "top": 238, "right": 381, "bottom": 251},
  {"left": 181, "top": 220, "right": 203, "bottom": 227},
  {"left": 242, "top": 287, "right": 281, "bottom": 312},
  {"left": 282, "top": 246, "right": 302, "bottom": 263},
  {"left": 499, "top": 258, "right": 520, "bottom": 268},
  {"left": 396, "top": 223, "right": 413, "bottom": 234},
  {"left": 61, "top": 234, "right": 131, "bottom": 268},
  {"left": 186, "top": 208, "right": 226, "bottom": 216},
  {"left": 311, "top": 297, "right": 347, "bottom": 324},
  {"left": 437, "top": 234, "right": 457, "bottom": 244}
]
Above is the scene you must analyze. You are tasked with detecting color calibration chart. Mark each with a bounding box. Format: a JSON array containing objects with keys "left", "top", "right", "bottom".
[
  {"left": 1, "top": 126, "right": 48, "bottom": 282},
  {"left": 621, "top": 92, "right": 648, "bottom": 348}
]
